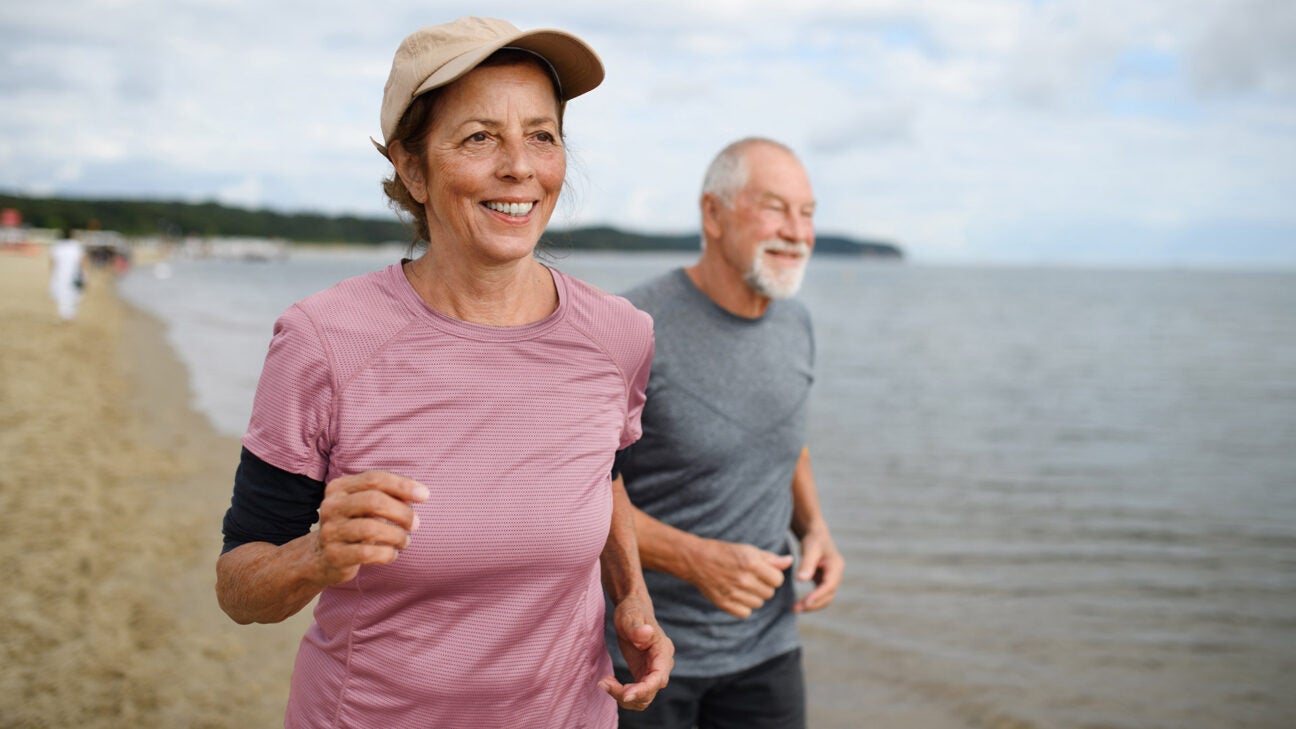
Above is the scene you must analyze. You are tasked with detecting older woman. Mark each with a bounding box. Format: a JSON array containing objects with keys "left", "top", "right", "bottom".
[{"left": 215, "top": 17, "right": 672, "bottom": 727}]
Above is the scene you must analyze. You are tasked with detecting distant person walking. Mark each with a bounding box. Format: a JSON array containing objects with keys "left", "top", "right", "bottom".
[{"left": 48, "top": 229, "right": 86, "bottom": 321}]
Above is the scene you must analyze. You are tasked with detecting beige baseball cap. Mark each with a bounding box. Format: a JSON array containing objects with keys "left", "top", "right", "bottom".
[{"left": 374, "top": 16, "right": 604, "bottom": 157}]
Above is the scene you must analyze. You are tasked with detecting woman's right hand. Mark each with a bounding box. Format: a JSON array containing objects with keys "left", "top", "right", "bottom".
[{"left": 312, "top": 470, "right": 430, "bottom": 586}]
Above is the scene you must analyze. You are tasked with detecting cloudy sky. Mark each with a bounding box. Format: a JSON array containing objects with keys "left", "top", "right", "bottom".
[{"left": 2, "top": 0, "right": 1294, "bottom": 265}]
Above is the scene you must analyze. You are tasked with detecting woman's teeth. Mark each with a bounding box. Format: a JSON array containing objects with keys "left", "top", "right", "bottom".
[{"left": 484, "top": 201, "right": 533, "bottom": 217}]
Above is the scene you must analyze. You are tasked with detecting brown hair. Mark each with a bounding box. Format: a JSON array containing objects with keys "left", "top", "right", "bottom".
[{"left": 382, "top": 49, "right": 566, "bottom": 249}]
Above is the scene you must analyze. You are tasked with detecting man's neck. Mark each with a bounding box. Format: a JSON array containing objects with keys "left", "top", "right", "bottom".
[{"left": 684, "top": 259, "right": 771, "bottom": 319}]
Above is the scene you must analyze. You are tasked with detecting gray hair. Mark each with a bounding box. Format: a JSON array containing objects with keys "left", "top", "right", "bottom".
[
  {"left": 698, "top": 137, "right": 798, "bottom": 249},
  {"left": 700, "top": 137, "right": 797, "bottom": 208}
]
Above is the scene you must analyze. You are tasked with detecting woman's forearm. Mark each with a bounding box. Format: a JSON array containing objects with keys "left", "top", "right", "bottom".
[
  {"left": 217, "top": 469, "right": 427, "bottom": 624},
  {"left": 601, "top": 478, "right": 651, "bottom": 603},
  {"left": 215, "top": 535, "right": 329, "bottom": 624}
]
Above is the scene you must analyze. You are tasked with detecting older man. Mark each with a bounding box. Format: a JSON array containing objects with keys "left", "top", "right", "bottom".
[{"left": 607, "top": 138, "right": 845, "bottom": 728}]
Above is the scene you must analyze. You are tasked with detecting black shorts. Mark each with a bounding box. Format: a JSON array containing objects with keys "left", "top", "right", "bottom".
[{"left": 615, "top": 648, "right": 805, "bottom": 729}]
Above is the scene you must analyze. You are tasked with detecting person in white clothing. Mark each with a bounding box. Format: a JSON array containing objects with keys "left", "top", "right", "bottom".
[{"left": 48, "top": 229, "right": 87, "bottom": 321}]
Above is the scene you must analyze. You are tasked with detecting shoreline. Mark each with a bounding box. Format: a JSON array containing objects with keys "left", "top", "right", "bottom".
[{"left": 0, "top": 253, "right": 307, "bottom": 727}]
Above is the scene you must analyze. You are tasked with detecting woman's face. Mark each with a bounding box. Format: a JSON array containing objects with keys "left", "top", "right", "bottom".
[{"left": 402, "top": 62, "right": 565, "bottom": 265}]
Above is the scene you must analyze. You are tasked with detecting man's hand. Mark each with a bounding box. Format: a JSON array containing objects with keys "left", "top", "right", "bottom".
[
  {"left": 600, "top": 593, "right": 673, "bottom": 711},
  {"left": 792, "top": 526, "right": 844, "bottom": 613},
  {"left": 686, "top": 539, "right": 794, "bottom": 619}
]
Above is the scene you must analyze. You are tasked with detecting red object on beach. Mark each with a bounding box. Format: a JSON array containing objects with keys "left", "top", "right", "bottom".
[{"left": 0, "top": 208, "right": 21, "bottom": 228}]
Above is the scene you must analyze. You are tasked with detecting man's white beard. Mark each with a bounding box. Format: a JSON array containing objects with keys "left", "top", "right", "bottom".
[{"left": 744, "top": 239, "right": 810, "bottom": 299}]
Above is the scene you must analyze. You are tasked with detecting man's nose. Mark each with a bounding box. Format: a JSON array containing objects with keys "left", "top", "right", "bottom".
[{"left": 779, "top": 210, "right": 812, "bottom": 244}]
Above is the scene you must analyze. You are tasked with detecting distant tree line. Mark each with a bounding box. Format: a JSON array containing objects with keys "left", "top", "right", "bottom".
[
  {"left": 0, "top": 193, "right": 406, "bottom": 244},
  {"left": 0, "top": 193, "right": 903, "bottom": 257}
]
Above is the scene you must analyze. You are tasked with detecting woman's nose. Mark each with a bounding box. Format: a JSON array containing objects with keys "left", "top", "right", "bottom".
[{"left": 497, "top": 138, "right": 536, "bottom": 181}]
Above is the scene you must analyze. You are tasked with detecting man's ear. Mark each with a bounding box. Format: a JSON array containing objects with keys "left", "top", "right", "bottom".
[
  {"left": 701, "top": 193, "right": 725, "bottom": 242},
  {"left": 390, "top": 141, "right": 428, "bottom": 204}
]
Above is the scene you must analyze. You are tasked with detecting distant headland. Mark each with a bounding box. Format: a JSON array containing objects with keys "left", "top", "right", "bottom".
[
  {"left": 0, "top": 193, "right": 903, "bottom": 258},
  {"left": 541, "top": 225, "right": 902, "bottom": 257}
]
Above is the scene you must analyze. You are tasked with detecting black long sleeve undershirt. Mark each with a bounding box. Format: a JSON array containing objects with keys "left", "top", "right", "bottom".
[
  {"left": 221, "top": 447, "right": 632, "bottom": 555},
  {"left": 221, "top": 447, "right": 326, "bottom": 554}
]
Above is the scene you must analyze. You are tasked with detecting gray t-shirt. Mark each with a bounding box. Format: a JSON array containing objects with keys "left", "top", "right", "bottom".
[{"left": 607, "top": 268, "right": 815, "bottom": 677}]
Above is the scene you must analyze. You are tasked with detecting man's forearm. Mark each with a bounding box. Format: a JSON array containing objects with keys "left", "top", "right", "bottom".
[
  {"left": 790, "top": 446, "right": 829, "bottom": 538},
  {"left": 610, "top": 476, "right": 709, "bottom": 584}
]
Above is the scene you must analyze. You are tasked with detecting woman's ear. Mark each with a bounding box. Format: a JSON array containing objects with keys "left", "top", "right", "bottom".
[{"left": 390, "top": 141, "right": 428, "bottom": 204}]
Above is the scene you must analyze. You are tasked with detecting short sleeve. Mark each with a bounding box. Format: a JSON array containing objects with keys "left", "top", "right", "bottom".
[
  {"left": 620, "top": 325, "right": 654, "bottom": 450},
  {"left": 242, "top": 304, "right": 334, "bottom": 481}
]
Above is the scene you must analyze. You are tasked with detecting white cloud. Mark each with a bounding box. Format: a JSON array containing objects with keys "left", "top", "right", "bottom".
[
  {"left": 0, "top": 0, "right": 1292, "bottom": 264},
  {"left": 1185, "top": 0, "right": 1296, "bottom": 96}
]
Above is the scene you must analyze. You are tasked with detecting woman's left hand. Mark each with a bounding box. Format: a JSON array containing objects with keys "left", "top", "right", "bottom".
[{"left": 599, "top": 593, "right": 673, "bottom": 711}]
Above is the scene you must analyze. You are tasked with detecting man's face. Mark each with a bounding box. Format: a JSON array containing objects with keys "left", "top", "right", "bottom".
[{"left": 713, "top": 145, "right": 816, "bottom": 299}]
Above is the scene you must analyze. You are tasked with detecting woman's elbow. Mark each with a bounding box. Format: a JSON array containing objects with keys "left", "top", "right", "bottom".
[
  {"left": 215, "top": 546, "right": 275, "bottom": 624},
  {"left": 215, "top": 556, "right": 251, "bottom": 623}
]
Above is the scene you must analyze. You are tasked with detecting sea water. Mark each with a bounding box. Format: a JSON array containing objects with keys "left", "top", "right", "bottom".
[{"left": 119, "top": 250, "right": 1296, "bottom": 728}]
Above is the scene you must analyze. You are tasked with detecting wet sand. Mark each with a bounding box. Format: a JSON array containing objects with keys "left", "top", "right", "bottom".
[{"left": 0, "top": 253, "right": 309, "bottom": 727}]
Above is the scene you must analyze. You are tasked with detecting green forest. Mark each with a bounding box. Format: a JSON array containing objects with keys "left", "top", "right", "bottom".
[{"left": 0, "top": 193, "right": 903, "bottom": 257}]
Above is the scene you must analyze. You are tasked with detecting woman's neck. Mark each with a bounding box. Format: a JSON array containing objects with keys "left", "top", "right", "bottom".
[{"left": 403, "top": 251, "right": 557, "bottom": 327}]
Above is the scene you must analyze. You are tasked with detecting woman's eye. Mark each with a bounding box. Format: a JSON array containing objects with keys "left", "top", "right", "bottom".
[
  {"left": 467, "top": 132, "right": 489, "bottom": 143},
  {"left": 535, "top": 131, "right": 556, "bottom": 143}
]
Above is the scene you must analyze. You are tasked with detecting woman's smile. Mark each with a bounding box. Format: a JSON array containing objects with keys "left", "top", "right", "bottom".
[{"left": 482, "top": 199, "right": 537, "bottom": 218}]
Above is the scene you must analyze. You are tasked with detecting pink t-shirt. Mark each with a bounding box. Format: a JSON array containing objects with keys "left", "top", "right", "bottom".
[{"left": 243, "top": 263, "right": 653, "bottom": 729}]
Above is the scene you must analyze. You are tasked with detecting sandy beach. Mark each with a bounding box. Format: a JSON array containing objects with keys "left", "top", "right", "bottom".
[{"left": 0, "top": 252, "right": 309, "bottom": 727}]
